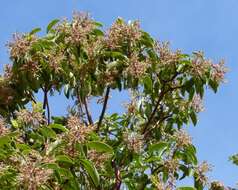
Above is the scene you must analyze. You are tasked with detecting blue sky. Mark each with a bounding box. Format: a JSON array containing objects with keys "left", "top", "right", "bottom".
[{"left": 0, "top": 0, "right": 237, "bottom": 187}]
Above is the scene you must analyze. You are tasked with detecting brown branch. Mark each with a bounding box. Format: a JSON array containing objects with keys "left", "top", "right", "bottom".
[
  {"left": 97, "top": 86, "right": 110, "bottom": 132},
  {"left": 144, "top": 114, "right": 172, "bottom": 138},
  {"left": 83, "top": 97, "right": 93, "bottom": 125},
  {"left": 112, "top": 160, "right": 121, "bottom": 190},
  {"left": 43, "top": 87, "right": 50, "bottom": 125},
  {"left": 76, "top": 88, "right": 88, "bottom": 126},
  {"left": 142, "top": 86, "right": 166, "bottom": 134}
]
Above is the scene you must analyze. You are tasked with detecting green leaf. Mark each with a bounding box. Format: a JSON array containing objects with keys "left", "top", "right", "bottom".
[
  {"left": 79, "top": 159, "right": 100, "bottom": 187},
  {"left": 177, "top": 187, "right": 196, "bottom": 190},
  {"left": 149, "top": 142, "right": 168, "bottom": 157},
  {"left": 30, "top": 27, "right": 41, "bottom": 35},
  {"left": 49, "top": 123, "right": 68, "bottom": 132},
  {"left": 190, "top": 111, "right": 197, "bottom": 126},
  {"left": 11, "top": 119, "right": 19, "bottom": 128},
  {"left": 56, "top": 155, "right": 74, "bottom": 165},
  {"left": 91, "top": 29, "right": 104, "bottom": 36},
  {"left": 87, "top": 141, "right": 114, "bottom": 154},
  {"left": 42, "top": 163, "right": 59, "bottom": 170},
  {"left": 16, "top": 143, "right": 31, "bottom": 152},
  {"left": 0, "top": 136, "right": 11, "bottom": 146},
  {"left": 184, "top": 145, "right": 198, "bottom": 165},
  {"left": 47, "top": 19, "right": 60, "bottom": 33},
  {"left": 143, "top": 76, "right": 152, "bottom": 93},
  {"left": 39, "top": 126, "right": 57, "bottom": 139}
]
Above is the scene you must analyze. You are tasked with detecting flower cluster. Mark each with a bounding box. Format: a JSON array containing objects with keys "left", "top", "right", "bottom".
[
  {"left": 20, "top": 60, "right": 40, "bottom": 78},
  {"left": 7, "top": 33, "right": 37, "bottom": 59},
  {"left": 106, "top": 19, "right": 141, "bottom": 50},
  {"left": 210, "top": 181, "right": 227, "bottom": 190},
  {"left": 66, "top": 115, "right": 94, "bottom": 143},
  {"left": 87, "top": 150, "right": 111, "bottom": 168},
  {"left": 3, "top": 65, "right": 14, "bottom": 80},
  {"left": 194, "top": 161, "right": 212, "bottom": 186},
  {"left": 60, "top": 12, "right": 95, "bottom": 46},
  {"left": 164, "top": 158, "right": 179, "bottom": 174},
  {"left": 191, "top": 52, "right": 211, "bottom": 77},
  {"left": 47, "top": 50, "right": 65, "bottom": 73},
  {"left": 125, "top": 100, "right": 137, "bottom": 114},
  {"left": 211, "top": 60, "right": 227, "bottom": 83},
  {"left": 191, "top": 94, "right": 204, "bottom": 113},
  {"left": 127, "top": 53, "right": 148, "bottom": 78},
  {"left": 16, "top": 108, "right": 46, "bottom": 128},
  {"left": 17, "top": 156, "right": 53, "bottom": 189},
  {"left": 190, "top": 52, "right": 227, "bottom": 84},
  {"left": 155, "top": 41, "right": 181, "bottom": 65},
  {"left": 123, "top": 131, "right": 144, "bottom": 153},
  {"left": 173, "top": 129, "right": 192, "bottom": 148},
  {"left": 0, "top": 117, "right": 9, "bottom": 136}
]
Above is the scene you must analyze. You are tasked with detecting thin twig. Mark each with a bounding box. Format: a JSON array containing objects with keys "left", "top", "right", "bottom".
[{"left": 97, "top": 86, "right": 110, "bottom": 132}]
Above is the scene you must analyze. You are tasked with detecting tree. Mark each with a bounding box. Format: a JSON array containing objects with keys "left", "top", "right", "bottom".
[{"left": 0, "top": 12, "right": 227, "bottom": 190}]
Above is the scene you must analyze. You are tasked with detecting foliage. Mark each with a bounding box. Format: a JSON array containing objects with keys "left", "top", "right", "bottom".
[{"left": 0, "top": 12, "right": 227, "bottom": 190}]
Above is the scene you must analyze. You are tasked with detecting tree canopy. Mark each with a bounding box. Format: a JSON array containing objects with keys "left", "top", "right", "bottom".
[{"left": 0, "top": 12, "right": 227, "bottom": 190}]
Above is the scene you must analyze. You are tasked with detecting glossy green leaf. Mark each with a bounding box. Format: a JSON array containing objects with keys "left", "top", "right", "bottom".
[
  {"left": 49, "top": 123, "right": 68, "bottom": 132},
  {"left": 56, "top": 155, "right": 74, "bottom": 165},
  {"left": 39, "top": 126, "right": 57, "bottom": 139},
  {"left": 79, "top": 159, "right": 100, "bottom": 187},
  {"left": 87, "top": 141, "right": 114, "bottom": 154},
  {"left": 47, "top": 19, "right": 60, "bottom": 33},
  {"left": 149, "top": 142, "right": 169, "bottom": 157}
]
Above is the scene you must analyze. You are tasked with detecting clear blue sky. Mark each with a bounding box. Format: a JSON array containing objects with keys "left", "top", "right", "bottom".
[{"left": 0, "top": 0, "right": 237, "bottom": 187}]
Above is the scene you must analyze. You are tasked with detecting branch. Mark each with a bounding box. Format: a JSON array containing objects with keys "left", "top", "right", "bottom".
[
  {"left": 142, "top": 87, "right": 166, "bottom": 134},
  {"left": 43, "top": 87, "right": 50, "bottom": 125},
  {"left": 111, "top": 160, "right": 121, "bottom": 190},
  {"left": 76, "top": 87, "right": 88, "bottom": 125},
  {"left": 144, "top": 113, "right": 172, "bottom": 138},
  {"left": 83, "top": 97, "right": 93, "bottom": 125},
  {"left": 97, "top": 86, "right": 110, "bottom": 132}
]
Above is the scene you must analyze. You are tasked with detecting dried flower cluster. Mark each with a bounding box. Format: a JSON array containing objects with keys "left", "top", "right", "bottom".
[
  {"left": 173, "top": 129, "right": 192, "bottom": 148},
  {"left": 106, "top": 19, "right": 141, "bottom": 49},
  {"left": 66, "top": 115, "right": 94, "bottom": 143},
  {"left": 7, "top": 33, "right": 37, "bottom": 59},
  {"left": 123, "top": 131, "right": 144, "bottom": 153}
]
